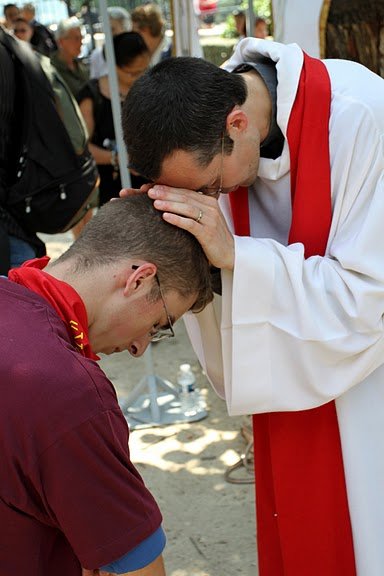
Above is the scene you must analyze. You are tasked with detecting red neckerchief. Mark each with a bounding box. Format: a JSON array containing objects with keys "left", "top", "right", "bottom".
[
  {"left": 229, "top": 53, "right": 356, "bottom": 575},
  {"left": 8, "top": 256, "right": 99, "bottom": 361}
]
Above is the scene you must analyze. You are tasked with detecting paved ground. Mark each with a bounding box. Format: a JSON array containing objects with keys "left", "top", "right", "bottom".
[{"left": 42, "top": 232, "right": 257, "bottom": 576}]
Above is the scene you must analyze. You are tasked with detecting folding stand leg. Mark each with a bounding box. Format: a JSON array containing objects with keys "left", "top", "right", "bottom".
[{"left": 119, "top": 344, "right": 208, "bottom": 429}]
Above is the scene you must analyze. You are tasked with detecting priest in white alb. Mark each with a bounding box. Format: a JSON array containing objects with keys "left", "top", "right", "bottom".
[{"left": 121, "top": 37, "right": 384, "bottom": 576}]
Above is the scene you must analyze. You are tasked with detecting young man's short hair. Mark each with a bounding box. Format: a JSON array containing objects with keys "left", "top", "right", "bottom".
[{"left": 58, "top": 195, "right": 213, "bottom": 312}]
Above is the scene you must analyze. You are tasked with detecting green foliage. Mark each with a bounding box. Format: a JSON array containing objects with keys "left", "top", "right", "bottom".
[
  {"left": 200, "top": 36, "right": 238, "bottom": 66},
  {"left": 250, "top": 0, "right": 271, "bottom": 20}
]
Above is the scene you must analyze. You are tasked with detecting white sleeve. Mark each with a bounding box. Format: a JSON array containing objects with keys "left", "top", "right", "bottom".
[
  {"left": 89, "top": 48, "right": 98, "bottom": 80},
  {"left": 185, "top": 85, "right": 384, "bottom": 417},
  {"left": 224, "top": 111, "right": 384, "bottom": 415},
  {"left": 183, "top": 296, "right": 226, "bottom": 399},
  {"left": 89, "top": 48, "right": 106, "bottom": 80}
]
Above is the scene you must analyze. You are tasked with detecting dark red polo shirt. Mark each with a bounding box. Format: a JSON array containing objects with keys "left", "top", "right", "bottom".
[{"left": 0, "top": 278, "right": 162, "bottom": 575}]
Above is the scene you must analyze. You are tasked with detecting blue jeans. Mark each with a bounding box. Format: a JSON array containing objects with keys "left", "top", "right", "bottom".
[{"left": 8, "top": 235, "right": 36, "bottom": 269}]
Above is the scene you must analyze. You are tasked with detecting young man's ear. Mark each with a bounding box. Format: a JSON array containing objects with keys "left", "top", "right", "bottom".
[{"left": 123, "top": 262, "right": 157, "bottom": 296}]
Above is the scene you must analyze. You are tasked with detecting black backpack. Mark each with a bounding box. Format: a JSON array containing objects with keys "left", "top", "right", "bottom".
[{"left": 0, "top": 29, "right": 99, "bottom": 235}]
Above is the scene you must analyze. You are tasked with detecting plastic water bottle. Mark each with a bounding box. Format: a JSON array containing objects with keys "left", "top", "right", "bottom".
[{"left": 177, "top": 363, "right": 198, "bottom": 417}]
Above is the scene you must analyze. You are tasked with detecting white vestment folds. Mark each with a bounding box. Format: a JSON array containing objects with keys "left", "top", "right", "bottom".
[{"left": 184, "top": 39, "right": 384, "bottom": 576}]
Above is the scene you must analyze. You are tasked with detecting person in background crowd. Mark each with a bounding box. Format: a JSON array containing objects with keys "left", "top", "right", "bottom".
[
  {"left": 1, "top": 194, "right": 213, "bottom": 576},
  {"left": 232, "top": 9, "right": 268, "bottom": 40},
  {"left": 121, "top": 40, "right": 384, "bottom": 576},
  {"left": 232, "top": 8, "right": 246, "bottom": 39},
  {"left": 90, "top": 6, "right": 132, "bottom": 80},
  {"left": 78, "top": 0, "right": 100, "bottom": 30},
  {"left": 51, "top": 16, "right": 89, "bottom": 99},
  {"left": 12, "top": 16, "right": 33, "bottom": 42},
  {"left": 253, "top": 16, "right": 268, "bottom": 39},
  {"left": 21, "top": 2, "right": 57, "bottom": 55},
  {"left": 131, "top": 3, "right": 171, "bottom": 67},
  {"left": 0, "top": 24, "right": 46, "bottom": 275},
  {"left": 78, "top": 31, "right": 150, "bottom": 206},
  {"left": 2, "top": 3, "right": 19, "bottom": 30}
]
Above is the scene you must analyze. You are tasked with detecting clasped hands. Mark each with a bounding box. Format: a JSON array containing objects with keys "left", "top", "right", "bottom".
[{"left": 120, "top": 184, "right": 235, "bottom": 271}]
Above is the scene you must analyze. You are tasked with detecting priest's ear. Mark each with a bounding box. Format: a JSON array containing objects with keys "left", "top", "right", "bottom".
[{"left": 226, "top": 107, "right": 249, "bottom": 137}]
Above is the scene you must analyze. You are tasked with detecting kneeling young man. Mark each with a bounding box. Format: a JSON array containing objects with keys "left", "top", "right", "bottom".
[{"left": 0, "top": 196, "right": 212, "bottom": 576}]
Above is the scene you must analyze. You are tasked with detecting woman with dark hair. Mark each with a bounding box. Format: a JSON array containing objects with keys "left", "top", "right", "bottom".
[{"left": 78, "top": 31, "right": 150, "bottom": 206}]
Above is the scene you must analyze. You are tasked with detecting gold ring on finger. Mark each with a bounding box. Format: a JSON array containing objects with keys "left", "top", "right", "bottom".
[{"left": 195, "top": 209, "right": 203, "bottom": 223}]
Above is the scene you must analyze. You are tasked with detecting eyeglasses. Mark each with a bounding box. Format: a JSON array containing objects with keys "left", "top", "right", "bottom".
[
  {"left": 199, "top": 133, "right": 224, "bottom": 197},
  {"left": 152, "top": 275, "right": 175, "bottom": 342},
  {"left": 132, "top": 265, "right": 175, "bottom": 343}
]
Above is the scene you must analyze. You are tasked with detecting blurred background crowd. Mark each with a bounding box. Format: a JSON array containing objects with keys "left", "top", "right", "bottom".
[{"left": 0, "top": 0, "right": 271, "bottom": 65}]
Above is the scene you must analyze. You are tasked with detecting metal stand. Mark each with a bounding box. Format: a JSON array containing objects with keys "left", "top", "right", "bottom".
[{"left": 119, "top": 345, "right": 208, "bottom": 430}]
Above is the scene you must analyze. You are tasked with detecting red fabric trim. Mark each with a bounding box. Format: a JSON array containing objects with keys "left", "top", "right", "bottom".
[
  {"left": 229, "top": 186, "right": 250, "bottom": 235},
  {"left": 8, "top": 257, "right": 99, "bottom": 360},
  {"left": 229, "top": 53, "right": 356, "bottom": 575},
  {"left": 287, "top": 57, "right": 332, "bottom": 257}
]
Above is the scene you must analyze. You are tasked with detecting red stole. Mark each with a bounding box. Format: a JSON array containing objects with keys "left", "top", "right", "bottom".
[
  {"left": 229, "top": 54, "right": 356, "bottom": 575},
  {"left": 8, "top": 257, "right": 99, "bottom": 361}
]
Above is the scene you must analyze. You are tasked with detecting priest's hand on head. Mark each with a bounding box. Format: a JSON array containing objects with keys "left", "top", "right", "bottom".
[{"left": 148, "top": 184, "right": 235, "bottom": 271}]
